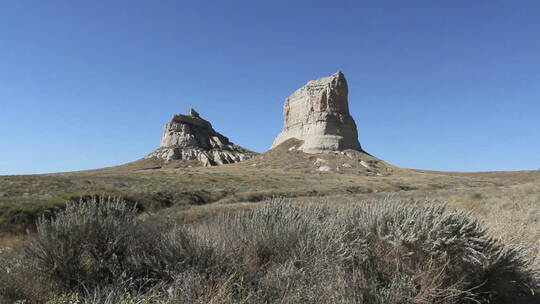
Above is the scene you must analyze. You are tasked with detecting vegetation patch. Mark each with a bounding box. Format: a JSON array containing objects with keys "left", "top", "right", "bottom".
[{"left": 1, "top": 196, "right": 538, "bottom": 303}]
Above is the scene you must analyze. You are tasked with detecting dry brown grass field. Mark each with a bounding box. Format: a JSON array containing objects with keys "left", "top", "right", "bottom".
[
  {"left": 1, "top": 159, "right": 539, "bottom": 262},
  {"left": 0, "top": 159, "right": 540, "bottom": 304},
  {"left": 3, "top": 111, "right": 536, "bottom": 302}
]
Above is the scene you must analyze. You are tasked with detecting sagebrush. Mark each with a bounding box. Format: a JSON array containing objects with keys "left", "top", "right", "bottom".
[{"left": 1, "top": 196, "right": 538, "bottom": 303}]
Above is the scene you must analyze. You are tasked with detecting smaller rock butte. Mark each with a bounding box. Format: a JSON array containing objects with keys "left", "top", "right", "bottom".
[
  {"left": 271, "top": 71, "right": 362, "bottom": 153},
  {"left": 146, "top": 108, "right": 255, "bottom": 167}
]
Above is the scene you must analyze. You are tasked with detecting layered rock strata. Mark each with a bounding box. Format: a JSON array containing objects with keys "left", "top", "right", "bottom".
[
  {"left": 271, "top": 71, "right": 362, "bottom": 153},
  {"left": 146, "top": 109, "right": 255, "bottom": 166}
]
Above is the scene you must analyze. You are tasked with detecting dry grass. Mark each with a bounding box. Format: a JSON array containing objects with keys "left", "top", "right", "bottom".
[
  {"left": 475, "top": 192, "right": 540, "bottom": 266},
  {"left": 0, "top": 233, "right": 26, "bottom": 249},
  {"left": 1, "top": 166, "right": 538, "bottom": 255},
  {"left": 2, "top": 161, "right": 537, "bottom": 234},
  {"left": 1, "top": 156, "right": 539, "bottom": 303}
]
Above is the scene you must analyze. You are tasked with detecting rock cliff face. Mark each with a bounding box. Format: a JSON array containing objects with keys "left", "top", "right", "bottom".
[
  {"left": 146, "top": 109, "right": 256, "bottom": 166},
  {"left": 271, "top": 71, "right": 362, "bottom": 153}
]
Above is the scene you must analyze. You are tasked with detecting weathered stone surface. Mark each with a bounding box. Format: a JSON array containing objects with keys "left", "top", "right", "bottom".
[
  {"left": 271, "top": 71, "right": 362, "bottom": 153},
  {"left": 146, "top": 109, "right": 255, "bottom": 166}
]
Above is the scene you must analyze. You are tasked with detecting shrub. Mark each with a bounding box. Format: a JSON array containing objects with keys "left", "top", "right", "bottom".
[
  {"left": 24, "top": 196, "right": 143, "bottom": 290},
  {"left": 2, "top": 196, "right": 211, "bottom": 302},
  {"left": 471, "top": 192, "right": 483, "bottom": 199},
  {"left": 337, "top": 199, "right": 540, "bottom": 303},
  {"left": 1, "top": 197, "right": 538, "bottom": 303},
  {"left": 207, "top": 198, "right": 539, "bottom": 303}
]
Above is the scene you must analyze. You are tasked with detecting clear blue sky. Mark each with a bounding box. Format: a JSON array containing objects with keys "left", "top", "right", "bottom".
[{"left": 1, "top": 1, "right": 539, "bottom": 174}]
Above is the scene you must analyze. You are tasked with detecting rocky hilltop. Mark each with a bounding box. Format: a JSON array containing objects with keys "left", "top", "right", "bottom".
[
  {"left": 141, "top": 72, "right": 387, "bottom": 173},
  {"left": 146, "top": 108, "right": 256, "bottom": 166},
  {"left": 246, "top": 71, "right": 395, "bottom": 175},
  {"left": 271, "top": 71, "right": 362, "bottom": 153}
]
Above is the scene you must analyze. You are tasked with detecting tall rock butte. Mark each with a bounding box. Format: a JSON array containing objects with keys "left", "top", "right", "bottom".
[
  {"left": 271, "top": 71, "right": 362, "bottom": 153},
  {"left": 146, "top": 108, "right": 256, "bottom": 166}
]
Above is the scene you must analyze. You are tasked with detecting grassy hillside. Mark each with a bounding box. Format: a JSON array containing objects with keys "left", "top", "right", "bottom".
[
  {"left": 0, "top": 150, "right": 539, "bottom": 303},
  {"left": 1, "top": 154, "right": 539, "bottom": 235}
]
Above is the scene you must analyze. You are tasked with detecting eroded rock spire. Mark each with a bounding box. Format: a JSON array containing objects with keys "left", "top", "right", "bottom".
[{"left": 271, "top": 71, "right": 362, "bottom": 153}]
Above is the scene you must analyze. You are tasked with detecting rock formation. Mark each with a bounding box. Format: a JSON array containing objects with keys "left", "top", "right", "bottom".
[
  {"left": 271, "top": 71, "right": 362, "bottom": 153},
  {"left": 146, "top": 108, "right": 256, "bottom": 166}
]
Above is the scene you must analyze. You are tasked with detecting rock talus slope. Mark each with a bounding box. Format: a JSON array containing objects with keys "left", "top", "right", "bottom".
[
  {"left": 271, "top": 71, "right": 362, "bottom": 153},
  {"left": 146, "top": 108, "right": 256, "bottom": 166}
]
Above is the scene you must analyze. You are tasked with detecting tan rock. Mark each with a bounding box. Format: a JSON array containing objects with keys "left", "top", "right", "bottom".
[
  {"left": 271, "top": 71, "right": 362, "bottom": 153},
  {"left": 146, "top": 109, "right": 256, "bottom": 166},
  {"left": 359, "top": 160, "right": 370, "bottom": 169}
]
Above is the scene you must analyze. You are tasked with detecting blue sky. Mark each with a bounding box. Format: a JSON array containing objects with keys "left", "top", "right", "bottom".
[{"left": 0, "top": 1, "right": 539, "bottom": 174}]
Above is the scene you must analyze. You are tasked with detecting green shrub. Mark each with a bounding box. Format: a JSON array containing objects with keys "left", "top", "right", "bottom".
[{"left": 471, "top": 192, "right": 483, "bottom": 199}]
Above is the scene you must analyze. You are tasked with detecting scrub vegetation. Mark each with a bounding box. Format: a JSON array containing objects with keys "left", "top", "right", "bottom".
[{"left": 1, "top": 196, "right": 538, "bottom": 303}]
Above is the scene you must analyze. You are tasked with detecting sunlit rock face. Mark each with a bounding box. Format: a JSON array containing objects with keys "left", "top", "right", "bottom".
[
  {"left": 146, "top": 108, "right": 255, "bottom": 166},
  {"left": 271, "top": 71, "right": 362, "bottom": 153}
]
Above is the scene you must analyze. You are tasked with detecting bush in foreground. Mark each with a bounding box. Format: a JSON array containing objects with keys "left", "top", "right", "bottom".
[{"left": 1, "top": 196, "right": 538, "bottom": 303}]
